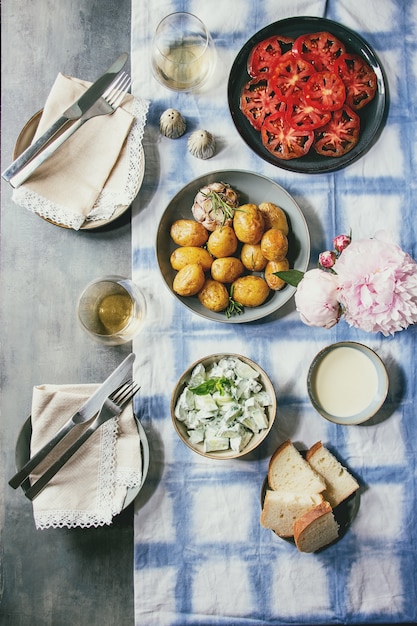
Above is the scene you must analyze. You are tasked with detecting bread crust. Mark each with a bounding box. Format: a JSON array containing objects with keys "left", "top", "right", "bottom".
[
  {"left": 260, "top": 489, "right": 324, "bottom": 537},
  {"left": 267, "top": 439, "right": 326, "bottom": 493},
  {"left": 268, "top": 438, "right": 291, "bottom": 465},
  {"left": 294, "top": 501, "right": 339, "bottom": 552},
  {"left": 267, "top": 439, "right": 290, "bottom": 488},
  {"left": 294, "top": 500, "right": 332, "bottom": 531},
  {"left": 305, "top": 440, "right": 323, "bottom": 461},
  {"left": 306, "top": 440, "right": 359, "bottom": 508}
]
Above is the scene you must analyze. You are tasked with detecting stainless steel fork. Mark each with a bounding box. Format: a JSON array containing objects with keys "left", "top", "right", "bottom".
[
  {"left": 25, "top": 379, "right": 140, "bottom": 501},
  {"left": 10, "top": 72, "right": 132, "bottom": 188}
]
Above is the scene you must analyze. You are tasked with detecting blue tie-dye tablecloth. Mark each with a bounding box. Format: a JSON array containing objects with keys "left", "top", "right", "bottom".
[{"left": 131, "top": 1, "right": 417, "bottom": 624}]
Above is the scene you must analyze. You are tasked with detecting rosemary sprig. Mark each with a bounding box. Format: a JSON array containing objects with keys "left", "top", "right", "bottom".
[
  {"left": 202, "top": 189, "right": 237, "bottom": 225},
  {"left": 225, "top": 286, "right": 244, "bottom": 319}
]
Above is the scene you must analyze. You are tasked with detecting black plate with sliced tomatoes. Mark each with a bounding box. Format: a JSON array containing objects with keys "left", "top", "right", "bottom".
[{"left": 228, "top": 17, "right": 388, "bottom": 173}]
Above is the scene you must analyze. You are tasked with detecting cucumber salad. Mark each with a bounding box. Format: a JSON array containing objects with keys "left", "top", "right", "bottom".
[{"left": 174, "top": 356, "right": 273, "bottom": 453}]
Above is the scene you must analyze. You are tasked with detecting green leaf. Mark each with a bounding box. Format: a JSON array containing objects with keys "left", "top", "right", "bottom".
[
  {"left": 274, "top": 269, "right": 305, "bottom": 287},
  {"left": 189, "top": 377, "right": 232, "bottom": 396}
]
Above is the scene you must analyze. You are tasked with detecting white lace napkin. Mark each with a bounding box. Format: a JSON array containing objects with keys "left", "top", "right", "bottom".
[
  {"left": 29, "top": 383, "right": 142, "bottom": 529},
  {"left": 12, "top": 73, "right": 149, "bottom": 230}
]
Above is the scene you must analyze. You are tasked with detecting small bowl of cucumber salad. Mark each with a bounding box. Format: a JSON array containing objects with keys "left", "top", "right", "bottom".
[{"left": 171, "top": 354, "right": 277, "bottom": 459}]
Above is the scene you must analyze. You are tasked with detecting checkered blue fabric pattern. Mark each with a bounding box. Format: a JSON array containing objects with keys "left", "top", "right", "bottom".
[{"left": 131, "top": 1, "right": 417, "bottom": 624}]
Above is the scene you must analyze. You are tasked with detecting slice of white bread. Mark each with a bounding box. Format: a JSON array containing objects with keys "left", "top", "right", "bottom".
[
  {"left": 293, "top": 501, "right": 340, "bottom": 553},
  {"left": 260, "top": 490, "right": 324, "bottom": 537},
  {"left": 267, "top": 440, "right": 326, "bottom": 494},
  {"left": 306, "top": 441, "right": 359, "bottom": 508}
]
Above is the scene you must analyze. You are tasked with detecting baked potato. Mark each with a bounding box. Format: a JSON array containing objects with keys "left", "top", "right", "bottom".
[
  {"left": 233, "top": 204, "right": 264, "bottom": 244},
  {"left": 231, "top": 275, "right": 270, "bottom": 307},
  {"left": 260, "top": 228, "right": 288, "bottom": 262},
  {"left": 258, "top": 202, "right": 289, "bottom": 234},
  {"left": 211, "top": 257, "right": 245, "bottom": 283},
  {"left": 197, "top": 279, "right": 229, "bottom": 312},
  {"left": 240, "top": 243, "right": 268, "bottom": 271},
  {"left": 265, "top": 258, "right": 289, "bottom": 290},
  {"left": 173, "top": 263, "right": 205, "bottom": 296},
  {"left": 170, "top": 246, "right": 213, "bottom": 272},
  {"left": 207, "top": 225, "right": 238, "bottom": 258},
  {"left": 170, "top": 219, "right": 209, "bottom": 247}
]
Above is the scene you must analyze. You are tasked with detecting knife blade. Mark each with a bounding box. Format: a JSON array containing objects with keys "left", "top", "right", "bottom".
[
  {"left": 1, "top": 52, "right": 128, "bottom": 183},
  {"left": 8, "top": 352, "right": 135, "bottom": 489}
]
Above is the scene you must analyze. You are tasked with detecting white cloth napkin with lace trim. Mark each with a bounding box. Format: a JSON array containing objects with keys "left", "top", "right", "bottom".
[
  {"left": 12, "top": 73, "right": 149, "bottom": 230},
  {"left": 29, "top": 383, "right": 142, "bottom": 529}
]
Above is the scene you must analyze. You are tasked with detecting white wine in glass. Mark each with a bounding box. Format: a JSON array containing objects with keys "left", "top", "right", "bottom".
[
  {"left": 77, "top": 277, "right": 146, "bottom": 345},
  {"left": 151, "top": 12, "right": 216, "bottom": 91}
]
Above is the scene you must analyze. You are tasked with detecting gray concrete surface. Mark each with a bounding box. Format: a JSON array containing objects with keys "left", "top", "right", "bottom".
[{"left": 1, "top": 1, "right": 136, "bottom": 624}]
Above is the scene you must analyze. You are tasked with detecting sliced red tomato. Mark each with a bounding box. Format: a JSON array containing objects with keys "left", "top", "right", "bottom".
[
  {"left": 241, "top": 30, "right": 375, "bottom": 161},
  {"left": 240, "top": 78, "right": 285, "bottom": 130},
  {"left": 269, "top": 52, "right": 315, "bottom": 100},
  {"left": 293, "top": 31, "right": 346, "bottom": 71},
  {"left": 286, "top": 94, "right": 331, "bottom": 130},
  {"left": 261, "top": 112, "right": 314, "bottom": 160},
  {"left": 313, "top": 105, "right": 360, "bottom": 157},
  {"left": 303, "top": 71, "right": 346, "bottom": 111},
  {"left": 334, "top": 53, "right": 377, "bottom": 110},
  {"left": 248, "top": 35, "right": 294, "bottom": 77}
]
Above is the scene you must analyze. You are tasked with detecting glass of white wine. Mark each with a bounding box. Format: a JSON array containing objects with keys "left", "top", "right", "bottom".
[
  {"left": 77, "top": 276, "right": 146, "bottom": 345},
  {"left": 151, "top": 12, "right": 216, "bottom": 92}
]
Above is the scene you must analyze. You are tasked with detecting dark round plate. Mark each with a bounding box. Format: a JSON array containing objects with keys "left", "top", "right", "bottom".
[
  {"left": 260, "top": 455, "right": 361, "bottom": 550},
  {"left": 228, "top": 16, "right": 389, "bottom": 174},
  {"left": 15, "top": 414, "right": 149, "bottom": 509}
]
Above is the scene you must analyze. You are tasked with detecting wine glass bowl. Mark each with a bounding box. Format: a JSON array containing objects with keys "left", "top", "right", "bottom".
[{"left": 151, "top": 12, "right": 216, "bottom": 92}]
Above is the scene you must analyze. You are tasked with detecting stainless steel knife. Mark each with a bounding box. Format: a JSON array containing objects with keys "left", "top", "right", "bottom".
[
  {"left": 8, "top": 352, "right": 135, "bottom": 489},
  {"left": 1, "top": 52, "right": 128, "bottom": 183}
]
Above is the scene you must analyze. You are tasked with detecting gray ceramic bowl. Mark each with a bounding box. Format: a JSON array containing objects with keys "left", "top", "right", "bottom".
[
  {"left": 307, "top": 341, "right": 389, "bottom": 425},
  {"left": 156, "top": 170, "right": 310, "bottom": 323}
]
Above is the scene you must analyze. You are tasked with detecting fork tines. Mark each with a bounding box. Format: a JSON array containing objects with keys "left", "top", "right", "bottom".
[
  {"left": 103, "top": 72, "right": 131, "bottom": 108},
  {"left": 111, "top": 380, "right": 140, "bottom": 407}
]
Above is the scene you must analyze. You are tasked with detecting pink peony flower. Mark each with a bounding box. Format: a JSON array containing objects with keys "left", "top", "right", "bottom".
[
  {"left": 319, "top": 250, "right": 336, "bottom": 269},
  {"left": 294, "top": 269, "right": 341, "bottom": 329},
  {"left": 334, "top": 235, "right": 417, "bottom": 336},
  {"left": 333, "top": 233, "right": 351, "bottom": 253}
]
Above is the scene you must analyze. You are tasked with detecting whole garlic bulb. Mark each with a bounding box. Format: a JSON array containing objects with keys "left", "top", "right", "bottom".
[
  {"left": 192, "top": 182, "right": 239, "bottom": 230},
  {"left": 187, "top": 130, "right": 216, "bottom": 159},
  {"left": 159, "top": 108, "right": 186, "bottom": 139}
]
